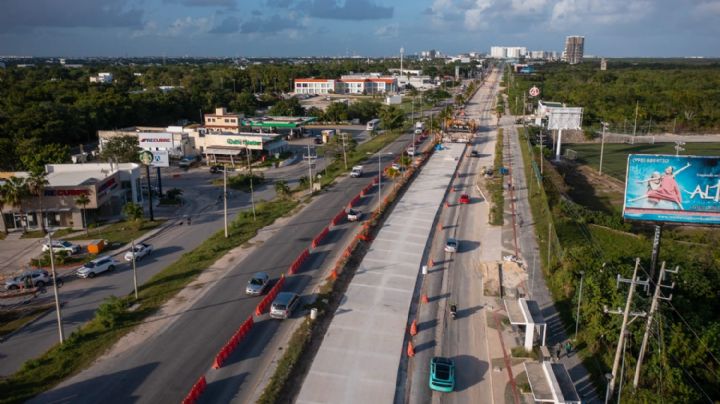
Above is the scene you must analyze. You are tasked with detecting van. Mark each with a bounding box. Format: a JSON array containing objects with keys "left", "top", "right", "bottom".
[
  {"left": 270, "top": 292, "right": 300, "bottom": 319},
  {"left": 366, "top": 118, "right": 380, "bottom": 131},
  {"left": 350, "top": 165, "right": 363, "bottom": 178}
]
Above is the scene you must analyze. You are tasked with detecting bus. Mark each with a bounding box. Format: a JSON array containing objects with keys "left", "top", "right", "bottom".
[{"left": 366, "top": 118, "right": 380, "bottom": 131}]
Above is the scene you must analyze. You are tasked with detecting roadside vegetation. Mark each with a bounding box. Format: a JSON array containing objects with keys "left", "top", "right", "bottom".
[
  {"left": 489, "top": 128, "right": 505, "bottom": 225},
  {"left": 518, "top": 126, "right": 720, "bottom": 402}
]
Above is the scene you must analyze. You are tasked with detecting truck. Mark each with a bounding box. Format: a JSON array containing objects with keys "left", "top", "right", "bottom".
[
  {"left": 321, "top": 129, "right": 335, "bottom": 144},
  {"left": 415, "top": 121, "right": 425, "bottom": 131},
  {"left": 350, "top": 165, "right": 364, "bottom": 178}
]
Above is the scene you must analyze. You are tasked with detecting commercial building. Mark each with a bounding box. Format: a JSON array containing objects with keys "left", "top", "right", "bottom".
[
  {"left": 98, "top": 126, "right": 193, "bottom": 158},
  {"left": 204, "top": 107, "right": 243, "bottom": 133},
  {"left": 201, "top": 132, "right": 288, "bottom": 166},
  {"left": 89, "top": 72, "right": 113, "bottom": 83},
  {"left": 563, "top": 36, "right": 585, "bottom": 64},
  {"left": 0, "top": 163, "right": 141, "bottom": 232},
  {"left": 293, "top": 74, "right": 397, "bottom": 95},
  {"left": 294, "top": 79, "right": 337, "bottom": 95},
  {"left": 490, "top": 46, "right": 527, "bottom": 59}
]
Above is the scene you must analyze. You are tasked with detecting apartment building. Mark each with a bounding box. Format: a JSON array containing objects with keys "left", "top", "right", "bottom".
[{"left": 563, "top": 36, "right": 585, "bottom": 64}]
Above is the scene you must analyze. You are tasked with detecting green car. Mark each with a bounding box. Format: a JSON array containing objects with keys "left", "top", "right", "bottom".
[{"left": 429, "top": 357, "right": 455, "bottom": 392}]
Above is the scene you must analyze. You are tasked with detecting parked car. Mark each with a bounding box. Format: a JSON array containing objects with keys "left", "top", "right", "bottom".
[
  {"left": 209, "top": 165, "right": 227, "bottom": 174},
  {"left": 444, "top": 238, "right": 458, "bottom": 253},
  {"left": 245, "top": 272, "right": 271, "bottom": 296},
  {"left": 391, "top": 163, "right": 401, "bottom": 171},
  {"left": 270, "top": 292, "right": 300, "bottom": 319},
  {"left": 459, "top": 194, "right": 470, "bottom": 204},
  {"left": 406, "top": 147, "right": 416, "bottom": 156},
  {"left": 178, "top": 156, "right": 199, "bottom": 169},
  {"left": 124, "top": 243, "right": 153, "bottom": 262},
  {"left": 313, "top": 136, "right": 324, "bottom": 144},
  {"left": 42, "top": 240, "right": 80, "bottom": 255},
  {"left": 429, "top": 357, "right": 455, "bottom": 392},
  {"left": 4, "top": 269, "right": 50, "bottom": 290},
  {"left": 76, "top": 256, "right": 118, "bottom": 279},
  {"left": 347, "top": 209, "right": 361, "bottom": 222}
]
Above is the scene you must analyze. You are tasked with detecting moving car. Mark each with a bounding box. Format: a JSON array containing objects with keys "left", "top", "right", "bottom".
[
  {"left": 76, "top": 256, "right": 118, "bottom": 279},
  {"left": 347, "top": 209, "right": 361, "bottom": 222},
  {"left": 178, "top": 155, "right": 199, "bottom": 169},
  {"left": 391, "top": 163, "right": 401, "bottom": 171},
  {"left": 470, "top": 150, "right": 479, "bottom": 157},
  {"left": 350, "top": 165, "right": 364, "bottom": 178},
  {"left": 42, "top": 240, "right": 80, "bottom": 255},
  {"left": 4, "top": 269, "right": 50, "bottom": 290},
  {"left": 444, "top": 238, "right": 458, "bottom": 253},
  {"left": 429, "top": 357, "right": 455, "bottom": 392},
  {"left": 124, "top": 243, "right": 153, "bottom": 262},
  {"left": 459, "top": 194, "right": 470, "bottom": 204},
  {"left": 270, "top": 292, "right": 300, "bottom": 319},
  {"left": 246, "top": 272, "right": 271, "bottom": 296},
  {"left": 210, "top": 165, "right": 230, "bottom": 174},
  {"left": 406, "top": 147, "right": 416, "bottom": 156}
]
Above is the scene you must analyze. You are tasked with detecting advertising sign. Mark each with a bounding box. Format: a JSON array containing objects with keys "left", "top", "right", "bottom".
[
  {"left": 138, "top": 150, "right": 170, "bottom": 168},
  {"left": 138, "top": 132, "right": 174, "bottom": 149},
  {"left": 623, "top": 154, "right": 720, "bottom": 225},
  {"left": 547, "top": 107, "right": 583, "bottom": 130}
]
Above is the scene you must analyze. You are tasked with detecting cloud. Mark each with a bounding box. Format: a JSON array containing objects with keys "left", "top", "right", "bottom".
[
  {"left": 165, "top": 16, "right": 212, "bottom": 37},
  {"left": 266, "top": 0, "right": 294, "bottom": 7},
  {"left": 304, "top": 0, "right": 393, "bottom": 20},
  {"left": 375, "top": 23, "right": 399, "bottom": 38},
  {"left": 164, "top": 0, "right": 237, "bottom": 7},
  {"left": 0, "top": 0, "right": 142, "bottom": 32},
  {"left": 550, "top": 0, "right": 653, "bottom": 27},
  {"left": 693, "top": 1, "right": 720, "bottom": 16},
  {"left": 210, "top": 16, "right": 239, "bottom": 33},
  {"left": 240, "top": 15, "right": 303, "bottom": 33}
]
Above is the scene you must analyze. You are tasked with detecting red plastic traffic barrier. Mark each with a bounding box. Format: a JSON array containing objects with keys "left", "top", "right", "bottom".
[{"left": 182, "top": 376, "right": 207, "bottom": 404}]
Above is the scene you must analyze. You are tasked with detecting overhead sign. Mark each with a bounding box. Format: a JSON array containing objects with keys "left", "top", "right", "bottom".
[
  {"left": 547, "top": 107, "right": 583, "bottom": 130},
  {"left": 529, "top": 86, "right": 540, "bottom": 97},
  {"left": 138, "top": 150, "right": 170, "bottom": 167},
  {"left": 623, "top": 154, "right": 720, "bottom": 225},
  {"left": 138, "top": 132, "right": 174, "bottom": 149}
]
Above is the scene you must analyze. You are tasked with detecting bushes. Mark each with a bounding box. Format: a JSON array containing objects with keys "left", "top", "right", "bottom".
[
  {"left": 227, "top": 173, "right": 264, "bottom": 191},
  {"left": 489, "top": 128, "right": 505, "bottom": 225}
]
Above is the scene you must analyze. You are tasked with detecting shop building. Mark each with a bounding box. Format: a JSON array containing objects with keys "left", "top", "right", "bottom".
[
  {"left": 98, "top": 126, "right": 194, "bottom": 158},
  {"left": 201, "top": 132, "right": 288, "bottom": 166},
  {"left": 0, "top": 163, "right": 141, "bottom": 232}
]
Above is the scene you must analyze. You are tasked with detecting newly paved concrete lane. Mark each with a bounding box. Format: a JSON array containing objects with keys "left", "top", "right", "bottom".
[
  {"left": 0, "top": 168, "right": 272, "bottom": 376},
  {"left": 30, "top": 133, "right": 413, "bottom": 404},
  {"left": 296, "top": 142, "right": 465, "bottom": 404}
]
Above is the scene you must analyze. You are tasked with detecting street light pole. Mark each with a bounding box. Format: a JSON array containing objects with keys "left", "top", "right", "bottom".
[
  {"left": 341, "top": 132, "right": 348, "bottom": 170},
  {"left": 599, "top": 122, "right": 608, "bottom": 175},
  {"left": 131, "top": 239, "right": 138, "bottom": 300},
  {"left": 47, "top": 232, "right": 64, "bottom": 343},
  {"left": 223, "top": 165, "right": 228, "bottom": 237},
  {"left": 246, "top": 151, "right": 256, "bottom": 221},
  {"left": 575, "top": 270, "right": 585, "bottom": 339},
  {"left": 307, "top": 144, "right": 314, "bottom": 192},
  {"left": 378, "top": 154, "right": 382, "bottom": 197}
]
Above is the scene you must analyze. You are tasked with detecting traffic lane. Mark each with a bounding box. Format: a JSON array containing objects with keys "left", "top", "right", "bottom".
[{"left": 31, "top": 133, "right": 415, "bottom": 403}]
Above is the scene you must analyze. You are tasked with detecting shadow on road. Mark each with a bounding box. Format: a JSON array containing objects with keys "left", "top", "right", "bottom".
[{"left": 452, "top": 354, "right": 487, "bottom": 392}]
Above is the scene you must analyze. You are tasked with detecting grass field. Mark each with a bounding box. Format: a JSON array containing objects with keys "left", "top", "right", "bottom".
[{"left": 565, "top": 142, "right": 720, "bottom": 180}]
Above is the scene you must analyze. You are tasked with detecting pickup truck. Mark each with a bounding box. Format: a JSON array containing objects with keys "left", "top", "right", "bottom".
[{"left": 350, "top": 165, "right": 364, "bottom": 178}]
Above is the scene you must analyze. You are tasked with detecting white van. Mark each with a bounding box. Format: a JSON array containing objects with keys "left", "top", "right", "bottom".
[
  {"left": 366, "top": 118, "right": 380, "bottom": 131},
  {"left": 350, "top": 165, "right": 364, "bottom": 178}
]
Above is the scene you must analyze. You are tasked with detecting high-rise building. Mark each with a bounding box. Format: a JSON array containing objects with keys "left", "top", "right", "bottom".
[
  {"left": 490, "top": 46, "right": 527, "bottom": 59},
  {"left": 563, "top": 36, "right": 585, "bottom": 64},
  {"left": 600, "top": 58, "right": 607, "bottom": 70}
]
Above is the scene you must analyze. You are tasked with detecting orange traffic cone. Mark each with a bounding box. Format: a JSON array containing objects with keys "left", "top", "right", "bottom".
[
  {"left": 407, "top": 341, "right": 415, "bottom": 357},
  {"left": 428, "top": 258, "right": 434, "bottom": 267},
  {"left": 328, "top": 268, "right": 338, "bottom": 280},
  {"left": 421, "top": 294, "right": 429, "bottom": 304},
  {"left": 410, "top": 319, "right": 418, "bottom": 336}
]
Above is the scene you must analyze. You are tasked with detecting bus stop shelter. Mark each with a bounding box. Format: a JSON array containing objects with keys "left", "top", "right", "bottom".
[
  {"left": 504, "top": 298, "right": 547, "bottom": 350},
  {"left": 524, "top": 362, "right": 581, "bottom": 404}
]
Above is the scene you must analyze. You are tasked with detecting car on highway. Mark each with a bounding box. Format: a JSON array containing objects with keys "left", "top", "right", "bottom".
[
  {"left": 124, "top": 243, "right": 153, "bottom": 262},
  {"left": 76, "top": 256, "right": 118, "bottom": 279},
  {"left": 178, "top": 156, "right": 199, "bottom": 169},
  {"left": 245, "top": 272, "right": 271, "bottom": 296},
  {"left": 406, "top": 147, "right": 416, "bottom": 156},
  {"left": 470, "top": 150, "right": 480, "bottom": 157},
  {"left": 4, "top": 269, "right": 50, "bottom": 290},
  {"left": 429, "top": 357, "right": 455, "bottom": 392},
  {"left": 210, "top": 165, "right": 231, "bottom": 174},
  {"left": 42, "top": 240, "right": 80, "bottom": 255},
  {"left": 270, "top": 292, "right": 300, "bottom": 319},
  {"left": 391, "top": 163, "right": 401, "bottom": 171},
  {"left": 314, "top": 135, "right": 324, "bottom": 144},
  {"left": 347, "top": 209, "right": 361, "bottom": 222},
  {"left": 444, "top": 238, "right": 458, "bottom": 253},
  {"left": 459, "top": 194, "right": 470, "bottom": 204}
]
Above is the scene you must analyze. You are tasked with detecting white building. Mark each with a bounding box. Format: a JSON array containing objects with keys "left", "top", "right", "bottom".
[
  {"left": 89, "top": 72, "right": 113, "bottom": 84},
  {"left": 490, "top": 46, "right": 527, "bottom": 59},
  {"left": 294, "top": 78, "right": 338, "bottom": 95},
  {"left": 294, "top": 74, "right": 397, "bottom": 95}
]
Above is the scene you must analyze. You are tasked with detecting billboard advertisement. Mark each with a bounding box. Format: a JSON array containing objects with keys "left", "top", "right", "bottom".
[
  {"left": 138, "top": 150, "right": 170, "bottom": 168},
  {"left": 547, "top": 107, "right": 583, "bottom": 130},
  {"left": 623, "top": 154, "right": 720, "bottom": 225},
  {"left": 138, "top": 132, "right": 174, "bottom": 149}
]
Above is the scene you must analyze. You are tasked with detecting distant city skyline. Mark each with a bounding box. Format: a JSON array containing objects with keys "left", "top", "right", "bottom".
[{"left": 1, "top": 0, "right": 719, "bottom": 58}]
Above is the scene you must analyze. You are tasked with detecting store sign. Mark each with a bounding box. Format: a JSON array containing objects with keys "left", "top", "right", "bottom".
[
  {"left": 623, "top": 154, "right": 720, "bottom": 225},
  {"left": 45, "top": 189, "right": 90, "bottom": 197},
  {"left": 227, "top": 138, "right": 262, "bottom": 146},
  {"left": 138, "top": 132, "right": 174, "bottom": 149},
  {"left": 98, "top": 177, "right": 117, "bottom": 193}
]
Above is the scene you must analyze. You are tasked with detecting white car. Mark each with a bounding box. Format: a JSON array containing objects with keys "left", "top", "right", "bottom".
[
  {"left": 406, "top": 147, "right": 416, "bottom": 156},
  {"left": 42, "top": 240, "right": 80, "bottom": 255},
  {"left": 347, "top": 209, "right": 361, "bottom": 222},
  {"left": 124, "top": 243, "right": 153, "bottom": 262},
  {"left": 444, "top": 238, "right": 459, "bottom": 253},
  {"left": 76, "top": 256, "right": 118, "bottom": 279}
]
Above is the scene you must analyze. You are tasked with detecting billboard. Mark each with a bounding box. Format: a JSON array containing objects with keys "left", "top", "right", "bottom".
[
  {"left": 138, "top": 132, "right": 173, "bottom": 149},
  {"left": 547, "top": 107, "right": 583, "bottom": 130},
  {"left": 623, "top": 154, "right": 720, "bottom": 225},
  {"left": 138, "top": 150, "right": 170, "bottom": 168}
]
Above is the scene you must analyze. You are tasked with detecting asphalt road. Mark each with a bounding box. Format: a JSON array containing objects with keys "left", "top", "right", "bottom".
[
  {"left": 0, "top": 167, "right": 275, "bottom": 376},
  {"left": 31, "top": 132, "right": 416, "bottom": 404}
]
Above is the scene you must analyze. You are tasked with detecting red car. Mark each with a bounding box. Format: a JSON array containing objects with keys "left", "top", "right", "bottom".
[{"left": 459, "top": 194, "right": 470, "bottom": 204}]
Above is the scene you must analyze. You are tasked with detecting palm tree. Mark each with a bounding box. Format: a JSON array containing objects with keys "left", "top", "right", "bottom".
[
  {"left": 26, "top": 170, "right": 49, "bottom": 233},
  {"left": 3, "top": 176, "right": 28, "bottom": 232},
  {"left": 0, "top": 183, "right": 9, "bottom": 234},
  {"left": 75, "top": 193, "right": 90, "bottom": 236}
]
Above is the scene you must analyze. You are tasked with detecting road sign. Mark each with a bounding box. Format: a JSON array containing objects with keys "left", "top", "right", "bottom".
[
  {"left": 529, "top": 86, "right": 540, "bottom": 97},
  {"left": 138, "top": 150, "right": 170, "bottom": 168}
]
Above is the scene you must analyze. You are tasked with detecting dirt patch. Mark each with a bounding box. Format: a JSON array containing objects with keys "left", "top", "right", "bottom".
[
  {"left": 557, "top": 161, "right": 625, "bottom": 213},
  {"left": 482, "top": 261, "right": 527, "bottom": 297}
]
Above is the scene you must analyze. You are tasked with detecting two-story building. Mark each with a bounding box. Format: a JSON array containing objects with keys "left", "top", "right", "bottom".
[{"left": 204, "top": 107, "right": 243, "bottom": 133}]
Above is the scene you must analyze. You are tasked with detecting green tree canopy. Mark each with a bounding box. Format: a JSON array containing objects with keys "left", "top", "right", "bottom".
[
  {"left": 101, "top": 135, "right": 141, "bottom": 163},
  {"left": 379, "top": 105, "right": 405, "bottom": 130},
  {"left": 268, "top": 97, "right": 305, "bottom": 116}
]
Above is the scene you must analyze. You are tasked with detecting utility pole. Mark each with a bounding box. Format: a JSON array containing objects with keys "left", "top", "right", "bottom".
[
  {"left": 223, "top": 165, "right": 228, "bottom": 237},
  {"left": 246, "top": 152, "right": 256, "bottom": 221},
  {"left": 341, "top": 132, "right": 348, "bottom": 170},
  {"left": 605, "top": 258, "right": 648, "bottom": 403},
  {"left": 131, "top": 239, "right": 138, "bottom": 300},
  {"left": 305, "top": 144, "right": 316, "bottom": 192},
  {"left": 632, "top": 101, "right": 639, "bottom": 137},
  {"left": 47, "top": 231, "right": 64, "bottom": 344},
  {"left": 599, "top": 121, "right": 608, "bottom": 175},
  {"left": 574, "top": 270, "right": 585, "bottom": 339},
  {"left": 633, "top": 262, "right": 677, "bottom": 388}
]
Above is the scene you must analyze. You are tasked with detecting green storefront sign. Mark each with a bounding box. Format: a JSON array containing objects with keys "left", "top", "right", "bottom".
[{"left": 227, "top": 139, "right": 262, "bottom": 146}]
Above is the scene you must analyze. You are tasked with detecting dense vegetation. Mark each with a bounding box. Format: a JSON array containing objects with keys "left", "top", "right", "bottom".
[
  {"left": 505, "top": 60, "right": 720, "bottom": 134},
  {"left": 0, "top": 59, "right": 476, "bottom": 171}
]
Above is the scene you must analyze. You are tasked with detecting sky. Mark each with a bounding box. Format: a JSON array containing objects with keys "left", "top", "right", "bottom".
[{"left": 0, "top": 0, "right": 719, "bottom": 58}]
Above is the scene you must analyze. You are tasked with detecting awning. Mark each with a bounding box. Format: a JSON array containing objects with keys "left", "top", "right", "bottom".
[{"left": 205, "top": 146, "right": 245, "bottom": 155}]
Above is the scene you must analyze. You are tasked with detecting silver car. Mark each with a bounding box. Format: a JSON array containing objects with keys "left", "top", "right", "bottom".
[
  {"left": 77, "top": 256, "right": 118, "bottom": 279},
  {"left": 4, "top": 269, "right": 50, "bottom": 290},
  {"left": 444, "top": 238, "right": 459, "bottom": 253},
  {"left": 270, "top": 292, "right": 300, "bottom": 319},
  {"left": 245, "top": 272, "right": 270, "bottom": 296}
]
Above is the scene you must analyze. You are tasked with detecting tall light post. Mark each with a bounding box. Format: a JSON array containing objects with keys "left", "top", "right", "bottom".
[
  {"left": 575, "top": 270, "right": 585, "bottom": 339},
  {"left": 368, "top": 152, "right": 393, "bottom": 197},
  {"left": 223, "top": 164, "right": 228, "bottom": 237},
  {"left": 46, "top": 232, "right": 64, "bottom": 343},
  {"left": 131, "top": 239, "right": 138, "bottom": 300},
  {"left": 599, "top": 121, "right": 608, "bottom": 175},
  {"left": 246, "top": 151, "right": 256, "bottom": 221}
]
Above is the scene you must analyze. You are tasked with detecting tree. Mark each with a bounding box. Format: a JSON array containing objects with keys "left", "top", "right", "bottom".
[
  {"left": 379, "top": 105, "right": 405, "bottom": 130},
  {"left": 274, "top": 180, "right": 291, "bottom": 198},
  {"left": 348, "top": 100, "right": 382, "bottom": 123},
  {"left": 75, "top": 193, "right": 90, "bottom": 236},
  {"left": 268, "top": 97, "right": 305, "bottom": 116},
  {"left": 305, "top": 106, "right": 325, "bottom": 121},
  {"left": 101, "top": 135, "right": 141, "bottom": 163},
  {"left": 17, "top": 140, "right": 70, "bottom": 173},
  {"left": 3, "top": 176, "right": 28, "bottom": 232},
  {"left": 26, "top": 170, "right": 49, "bottom": 233},
  {"left": 324, "top": 102, "right": 349, "bottom": 123},
  {"left": 122, "top": 202, "right": 144, "bottom": 222}
]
